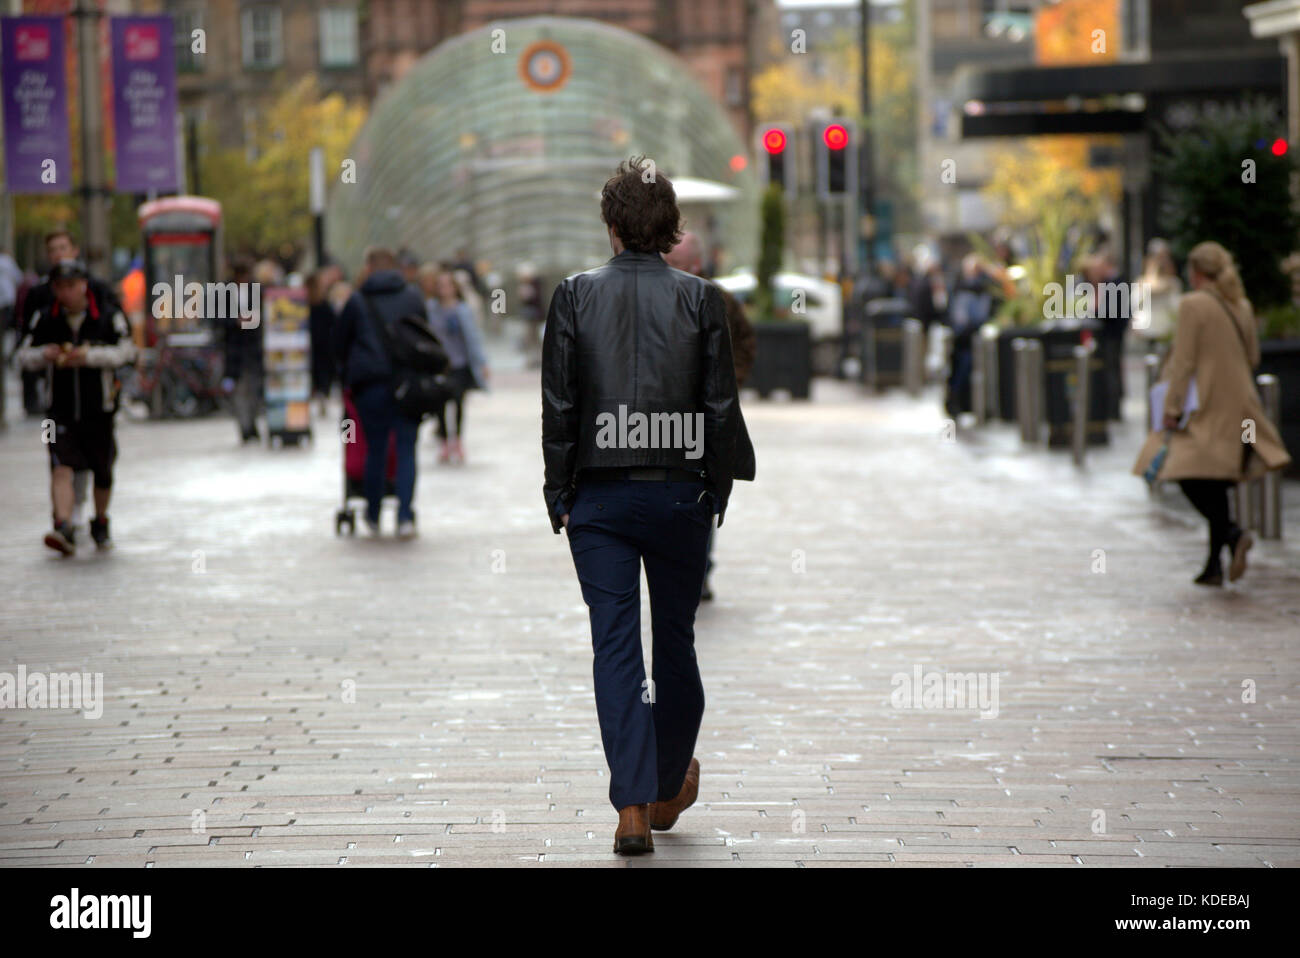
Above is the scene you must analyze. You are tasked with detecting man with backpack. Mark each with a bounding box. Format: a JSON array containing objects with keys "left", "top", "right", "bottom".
[
  {"left": 334, "top": 247, "right": 434, "bottom": 539},
  {"left": 17, "top": 259, "right": 135, "bottom": 555}
]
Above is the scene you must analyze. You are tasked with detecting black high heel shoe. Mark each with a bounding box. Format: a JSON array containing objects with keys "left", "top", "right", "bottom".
[{"left": 1193, "top": 561, "right": 1224, "bottom": 587}]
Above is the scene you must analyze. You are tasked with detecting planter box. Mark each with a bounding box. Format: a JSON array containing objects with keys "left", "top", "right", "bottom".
[
  {"left": 1041, "top": 322, "right": 1108, "bottom": 447},
  {"left": 1258, "top": 338, "right": 1300, "bottom": 479},
  {"left": 750, "top": 321, "right": 812, "bottom": 399}
]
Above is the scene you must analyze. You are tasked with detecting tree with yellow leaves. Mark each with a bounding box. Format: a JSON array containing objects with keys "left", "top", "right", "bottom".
[
  {"left": 979, "top": 136, "right": 1122, "bottom": 324},
  {"left": 201, "top": 76, "right": 366, "bottom": 261}
]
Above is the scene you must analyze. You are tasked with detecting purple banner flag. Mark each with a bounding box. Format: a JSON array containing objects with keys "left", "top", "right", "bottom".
[
  {"left": 0, "top": 17, "right": 72, "bottom": 194},
  {"left": 111, "top": 16, "right": 179, "bottom": 193}
]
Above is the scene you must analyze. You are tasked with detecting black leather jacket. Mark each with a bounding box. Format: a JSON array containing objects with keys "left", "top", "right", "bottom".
[{"left": 542, "top": 249, "right": 754, "bottom": 533}]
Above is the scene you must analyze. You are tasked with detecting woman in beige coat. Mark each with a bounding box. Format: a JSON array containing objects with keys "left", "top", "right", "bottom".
[{"left": 1133, "top": 242, "right": 1291, "bottom": 585}]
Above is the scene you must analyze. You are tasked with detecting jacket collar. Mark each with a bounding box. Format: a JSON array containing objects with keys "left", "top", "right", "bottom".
[{"left": 608, "top": 249, "right": 667, "bottom": 268}]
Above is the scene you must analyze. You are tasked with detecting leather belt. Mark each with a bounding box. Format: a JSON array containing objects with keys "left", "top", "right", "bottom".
[{"left": 582, "top": 467, "right": 705, "bottom": 482}]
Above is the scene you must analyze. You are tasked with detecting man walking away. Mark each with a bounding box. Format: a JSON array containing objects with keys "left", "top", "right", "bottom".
[
  {"left": 17, "top": 260, "right": 135, "bottom": 555},
  {"left": 334, "top": 247, "right": 428, "bottom": 539},
  {"left": 542, "top": 157, "right": 755, "bottom": 854}
]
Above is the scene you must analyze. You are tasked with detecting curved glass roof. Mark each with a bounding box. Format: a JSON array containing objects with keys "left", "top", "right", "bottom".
[{"left": 326, "top": 16, "right": 758, "bottom": 283}]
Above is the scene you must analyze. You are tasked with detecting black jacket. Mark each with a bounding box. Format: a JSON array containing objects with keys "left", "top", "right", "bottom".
[
  {"left": 17, "top": 294, "right": 135, "bottom": 421},
  {"left": 542, "top": 249, "right": 754, "bottom": 533},
  {"left": 220, "top": 285, "right": 264, "bottom": 380},
  {"left": 334, "top": 270, "right": 428, "bottom": 389}
]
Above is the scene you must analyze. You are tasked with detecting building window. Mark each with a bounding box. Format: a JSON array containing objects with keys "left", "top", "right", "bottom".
[
  {"left": 173, "top": 5, "right": 204, "bottom": 73},
  {"left": 242, "top": 5, "right": 282, "bottom": 69},
  {"left": 319, "top": 8, "right": 359, "bottom": 68},
  {"left": 725, "top": 65, "right": 743, "bottom": 107}
]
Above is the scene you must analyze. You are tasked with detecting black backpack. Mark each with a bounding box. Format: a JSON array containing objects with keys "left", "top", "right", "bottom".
[{"left": 360, "top": 295, "right": 451, "bottom": 420}]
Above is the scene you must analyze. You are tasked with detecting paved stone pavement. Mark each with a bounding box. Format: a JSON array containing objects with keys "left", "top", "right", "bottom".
[{"left": 1, "top": 367, "right": 1298, "bottom": 868}]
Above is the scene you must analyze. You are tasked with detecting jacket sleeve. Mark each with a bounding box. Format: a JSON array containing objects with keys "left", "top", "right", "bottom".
[
  {"left": 1161, "top": 296, "right": 1200, "bottom": 423},
  {"left": 83, "top": 311, "right": 136, "bottom": 368},
  {"left": 699, "top": 283, "right": 740, "bottom": 527},
  {"left": 334, "top": 293, "right": 358, "bottom": 371},
  {"left": 541, "top": 279, "right": 579, "bottom": 533},
  {"left": 15, "top": 311, "right": 49, "bottom": 370}
]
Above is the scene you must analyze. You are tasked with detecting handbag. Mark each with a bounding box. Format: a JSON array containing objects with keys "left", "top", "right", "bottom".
[{"left": 360, "top": 294, "right": 451, "bottom": 420}]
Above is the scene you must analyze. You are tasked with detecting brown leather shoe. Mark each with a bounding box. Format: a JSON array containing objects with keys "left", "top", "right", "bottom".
[
  {"left": 650, "top": 758, "right": 700, "bottom": 831},
  {"left": 613, "top": 803, "right": 654, "bottom": 855}
]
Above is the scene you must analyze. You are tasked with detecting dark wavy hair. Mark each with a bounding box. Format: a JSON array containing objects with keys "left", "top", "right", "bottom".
[{"left": 599, "top": 156, "right": 683, "bottom": 254}]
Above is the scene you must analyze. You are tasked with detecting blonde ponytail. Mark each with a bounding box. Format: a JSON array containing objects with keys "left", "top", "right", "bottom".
[{"left": 1188, "top": 241, "right": 1248, "bottom": 305}]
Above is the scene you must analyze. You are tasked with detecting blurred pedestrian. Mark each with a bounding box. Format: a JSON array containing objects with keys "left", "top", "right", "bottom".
[
  {"left": 334, "top": 247, "right": 428, "bottom": 538},
  {"left": 16, "top": 260, "right": 135, "bottom": 555},
  {"left": 398, "top": 249, "right": 420, "bottom": 287},
  {"left": 518, "top": 264, "right": 544, "bottom": 368},
  {"left": 0, "top": 246, "right": 20, "bottom": 343},
  {"left": 452, "top": 247, "right": 487, "bottom": 299},
  {"left": 1133, "top": 241, "right": 1291, "bottom": 585},
  {"left": 420, "top": 265, "right": 488, "bottom": 464},
  {"left": 307, "top": 269, "right": 336, "bottom": 413},
  {"left": 664, "top": 230, "right": 755, "bottom": 601},
  {"left": 908, "top": 245, "right": 949, "bottom": 334},
  {"left": 221, "top": 258, "right": 264, "bottom": 444},
  {"left": 1082, "top": 252, "right": 1129, "bottom": 420},
  {"left": 21, "top": 231, "right": 123, "bottom": 417},
  {"left": 542, "top": 157, "right": 754, "bottom": 854},
  {"left": 21, "top": 231, "right": 123, "bottom": 526},
  {"left": 1133, "top": 238, "right": 1182, "bottom": 348},
  {"left": 944, "top": 255, "right": 994, "bottom": 418}
]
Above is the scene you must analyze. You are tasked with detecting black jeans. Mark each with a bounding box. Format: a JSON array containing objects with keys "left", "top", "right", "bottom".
[
  {"left": 435, "top": 367, "right": 474, "bottom": 440},
  {"left": 1178, "top": 479, "right": 1238, "bottom": 562}
]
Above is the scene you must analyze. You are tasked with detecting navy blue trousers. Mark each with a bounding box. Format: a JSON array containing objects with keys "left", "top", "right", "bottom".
[
  {"left": 566, "top": 478, "right": 712, "bottom": 811},
  {"left": 353, "top": 382, "right": 419, "bottom": 524}
]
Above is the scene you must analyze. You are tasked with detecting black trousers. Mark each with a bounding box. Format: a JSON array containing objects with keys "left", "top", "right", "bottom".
[
  {"left": 435, "top": 367, "right": 474, "bottom": 440},
  {"left": 1178, "top": 479, "right": 1237, "bottom": 560}
]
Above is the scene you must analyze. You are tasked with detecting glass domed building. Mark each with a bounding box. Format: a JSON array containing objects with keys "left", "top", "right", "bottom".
[{"left": 326, "top": 16, "right": 757, "bottom": 284}]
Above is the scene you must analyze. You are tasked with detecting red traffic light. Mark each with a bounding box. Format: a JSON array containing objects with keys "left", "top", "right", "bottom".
[
  {"left": 823, "top": 124, "right": 849, "bottom": 151},
  {"left": 1272, "top": 138, "right": 1288, "bottom": 156},
  {"left": 763, "top": 129, "right": 787, "bottom": 154}
]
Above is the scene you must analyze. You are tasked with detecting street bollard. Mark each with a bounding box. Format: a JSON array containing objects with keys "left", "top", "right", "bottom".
[
  {"left": 1013, "top": 338, "right": 1029, "bottom": 442},
  {"left": 902, "top": 318, "right": 924, "bottom": 397},
  {"left": 1258, "top": 374, "right": 1282, "bottom": 539},
  {"left": 1071, "top": 343, "right": 1090, "bottom": 467},
  {"left": 971, "top": 325, "right": 986, "bottom": 426},
  {"left": 1025, "top": 339, "right": 1043, "bottom": 444},
  {"left": 982, "top": 327, "right": 1000, "bottom": 421}
]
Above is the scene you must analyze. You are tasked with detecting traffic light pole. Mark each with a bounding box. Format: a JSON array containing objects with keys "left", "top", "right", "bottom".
[{"left": 858, "top": 0, "right": 874, "bottom": 272}]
